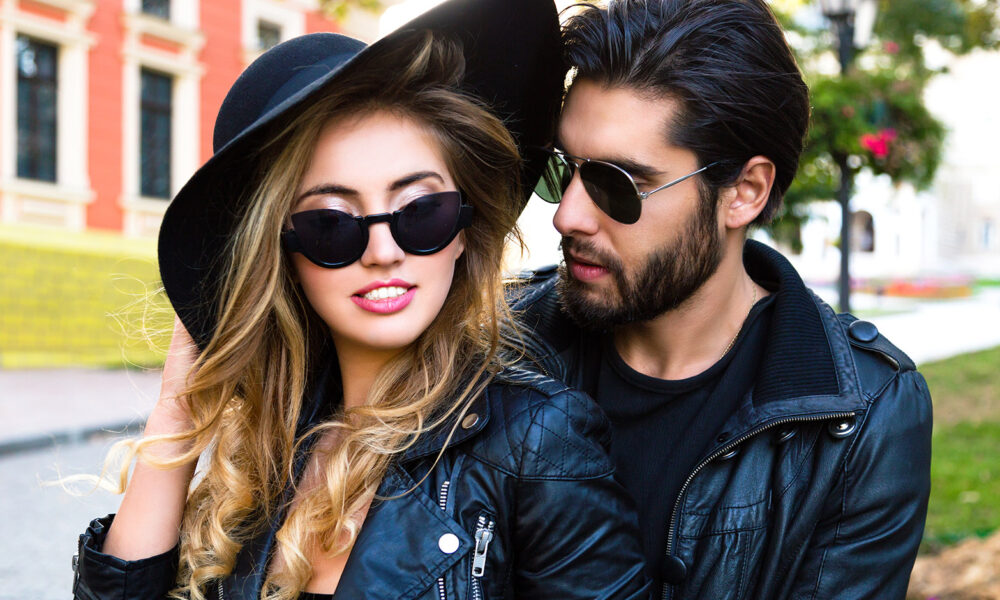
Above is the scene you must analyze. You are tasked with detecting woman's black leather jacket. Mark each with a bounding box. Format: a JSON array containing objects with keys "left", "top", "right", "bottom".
[{"left": 72, "top": 366, "right": 652, "bottom": 600}]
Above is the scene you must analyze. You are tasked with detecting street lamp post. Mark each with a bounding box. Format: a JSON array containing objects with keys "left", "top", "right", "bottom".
[{"left": 819, "top": 0, "right": 876, "bottom": 314}]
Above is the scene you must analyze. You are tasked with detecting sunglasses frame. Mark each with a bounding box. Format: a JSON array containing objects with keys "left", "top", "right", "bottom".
[
  {"left": 282, "top": 191, "right": 474, "bottom": 268},
  {"left": 536, "top": 147, "right": 719, "bottom": 224}
]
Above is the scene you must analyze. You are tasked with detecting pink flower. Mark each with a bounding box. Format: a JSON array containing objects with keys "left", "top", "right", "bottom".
[
  {"left": 860, "top": 128, "right": 897, "bottom": 159},
  {"left": 884, "top": 41, "right": 900, "bottom": 55}
]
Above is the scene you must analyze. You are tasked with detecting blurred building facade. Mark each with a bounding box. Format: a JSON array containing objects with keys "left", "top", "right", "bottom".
[
  {"left": 0, "top": 0, "right": 344, "bottom": 238},
  {"left": 788, "top": 49, "right": 1000, "bottom": 282},
  {"left": 0, "top": 0, "right": 350, "bottom": 368}
]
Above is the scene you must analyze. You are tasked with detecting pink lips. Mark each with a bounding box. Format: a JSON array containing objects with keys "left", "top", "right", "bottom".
[
  {"left": 567, "top": 253, "right": 609, "bottom": 282},
  {"left": 351, "top": 279, "right": 416, "bottom": 314}
]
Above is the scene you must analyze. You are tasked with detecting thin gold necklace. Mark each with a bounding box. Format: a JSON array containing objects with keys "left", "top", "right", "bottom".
[{"left": 721, "top": 284, "right": 757, "bottom": 358}]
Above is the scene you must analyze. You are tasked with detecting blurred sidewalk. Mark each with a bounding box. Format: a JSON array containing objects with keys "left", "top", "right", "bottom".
[
  {"left": 1, "top": 288, "right": 998, "bottom": 455},
  {"left": 0, "top": 368, "right": 160, "bottom": 455},
  {"left": 813, "top": 287, "right": 1000, "bottom": 365}
]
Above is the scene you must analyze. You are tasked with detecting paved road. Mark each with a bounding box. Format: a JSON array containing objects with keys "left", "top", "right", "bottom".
[{"left": 0, "top": 436, "right": 123, "bottom": 600}]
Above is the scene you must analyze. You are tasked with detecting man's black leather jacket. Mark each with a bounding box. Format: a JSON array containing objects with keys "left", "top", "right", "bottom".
[
  {"left": 507, "top": 240, "right": 933, "bottom": 600},
  {"left": 72, "top": 367, "right": 651, "bottom": 600}
]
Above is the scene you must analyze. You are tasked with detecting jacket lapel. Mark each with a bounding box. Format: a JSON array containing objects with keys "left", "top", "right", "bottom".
[{"left": 333, "top": 465, "right": 474, "bottom": 600}]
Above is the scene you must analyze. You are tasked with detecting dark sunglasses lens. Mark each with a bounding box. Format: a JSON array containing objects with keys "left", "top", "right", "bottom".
[
  {"left": 580, "top": 162, "right": 641, "bottom": 224},
  {"left": 531, "top": 150, "right": 572, "bottom": 204},
  {"left": 394, "top": 192, "right": 462, "bottom": 254},
  {"left": 290, "top": 209, "right": 365, "bottom": 267}
]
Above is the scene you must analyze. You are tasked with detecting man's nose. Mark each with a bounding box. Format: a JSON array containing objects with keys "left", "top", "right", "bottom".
[
  {"left": 552, "top": 172, "right": 601, "bottom": 237},
  {"left": 359, "top": 222, "right": 405, "bottom": 267}
]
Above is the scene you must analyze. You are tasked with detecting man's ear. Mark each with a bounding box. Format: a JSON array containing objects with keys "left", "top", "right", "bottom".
[{"left": 722, "top": 156, "right": 775, "bottom": 229}]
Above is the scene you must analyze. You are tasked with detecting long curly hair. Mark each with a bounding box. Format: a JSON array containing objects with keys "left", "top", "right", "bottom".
[{"left": 113, "top": 32, "right": 524, "bottom": 600}]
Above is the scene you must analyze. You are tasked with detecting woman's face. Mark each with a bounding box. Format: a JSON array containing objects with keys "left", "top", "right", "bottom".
[{"left": 289, "top": 111, "right": 465, "bottom": 358}]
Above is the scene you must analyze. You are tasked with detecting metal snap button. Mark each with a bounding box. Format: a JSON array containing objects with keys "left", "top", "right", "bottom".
[
  {"left": 848, "top": 320, "right": 879, "bottom": 343},
  {"left": 775, "top": 427, "right": 797, "bottom": 444},
  {"left": 828, "top": 417, "right": 857, "bottom": 439},
  {"left": 461, "top": 413, "right": 480, "bottom": 430},
  {"left": 717, "top": 446, "right": 740, "bottom": 461},
  {"left": 438, "top": 533, "right": 460, "bottom": 554},
  {"left": 660, "top": 554, "right": 688, "bottom": 584}
]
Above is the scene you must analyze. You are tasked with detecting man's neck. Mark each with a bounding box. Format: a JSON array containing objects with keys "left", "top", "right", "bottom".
[{"left": 613, "top": 236, "right": 768, "bottom": 381}]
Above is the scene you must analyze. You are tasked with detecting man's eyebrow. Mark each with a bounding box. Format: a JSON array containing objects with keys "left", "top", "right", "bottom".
[
  {"left": 606, "top": 157, "right": 661, "bottom": 179},
  {"left": 389, "top": 171, "right": 445, "bottom": 191},
  {"left": 554, "top": 135, "right": 662, "bottom": 178}
]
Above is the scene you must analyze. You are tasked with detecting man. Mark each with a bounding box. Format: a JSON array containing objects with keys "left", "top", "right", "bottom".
[{"left": 511, "top": 1, "right": 933, "bottom": 598}]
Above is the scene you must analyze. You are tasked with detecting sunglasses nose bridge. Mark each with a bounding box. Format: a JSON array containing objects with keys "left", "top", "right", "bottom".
[{"left": 359, "top": 216, "right": 405, "bottom": 267}]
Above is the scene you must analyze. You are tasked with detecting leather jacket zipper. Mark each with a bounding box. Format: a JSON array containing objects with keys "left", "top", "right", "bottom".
[
  {"left": 471, "top": 515, "right": 496, "bottom": 600},
  {"left": 660, "top": 411, "right": 856, "bottom": 600},
  {"left": 436, "top": 480, "right": 452, "bottom": 600}
]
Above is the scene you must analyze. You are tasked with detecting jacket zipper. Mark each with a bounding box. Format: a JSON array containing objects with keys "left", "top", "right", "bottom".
[
  {"left": 436, "top": 480, "right": 452, "bottom": 600},
  {"left": 660, "top": 411, "right": 856, "bottom": 600},
  {"left": 218, "top": 580, "right": 224, "bottom": 600},
  {"left": 470, "top": 515, "right": 495, "bottom": 600}
]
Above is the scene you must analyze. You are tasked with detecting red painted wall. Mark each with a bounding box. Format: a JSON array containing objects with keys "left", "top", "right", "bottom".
[
  {"left": 86, "top": 0, "right": 124, "bottom": 231},
  {"left": 199, "top": 0, "right": 244, "bottom": 163},
  {"left": 305, "top": 10, "right": 340, "bottom": 35}
]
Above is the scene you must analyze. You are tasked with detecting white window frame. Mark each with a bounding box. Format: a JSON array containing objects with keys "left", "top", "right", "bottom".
[
  {"left": 0, "top": 0, "right": 95, "bottom": 230},
  {"left": 241, "top": 0, "right": 305, "bottom": 65},
  {"left": 120, "top": 0, "right": 203, "bottom": 237}
]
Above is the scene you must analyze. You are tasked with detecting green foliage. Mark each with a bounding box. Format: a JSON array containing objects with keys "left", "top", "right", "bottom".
[
  {"left": 771, "top": 0, "right": 998, "bottom": 248},
  {"left": 318, "top": 0, "right": 383, "bottom": 21}
]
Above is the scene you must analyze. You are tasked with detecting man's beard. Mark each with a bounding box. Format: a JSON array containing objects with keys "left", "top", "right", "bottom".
[{"left": 557, "top": 195, "right": 724, "bottom": 329}]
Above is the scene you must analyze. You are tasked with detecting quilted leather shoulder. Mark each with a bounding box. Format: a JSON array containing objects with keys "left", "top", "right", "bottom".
[{"left": 463, "top": 366, "right": 615, "bottom": 481}]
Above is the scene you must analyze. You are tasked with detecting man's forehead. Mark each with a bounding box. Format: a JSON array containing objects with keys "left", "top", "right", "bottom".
[{"left": 558, "top": 79, "right": 687, "bottom": 168}]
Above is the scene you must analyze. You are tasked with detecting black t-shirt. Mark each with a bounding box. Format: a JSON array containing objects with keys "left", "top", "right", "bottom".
[{"left": 583, "top": 294, "right": 775, "bottom": 590}]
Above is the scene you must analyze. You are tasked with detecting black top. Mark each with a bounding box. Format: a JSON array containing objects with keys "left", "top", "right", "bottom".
[
  {"left": 585, "top": 293, "right": 775, "bottom": 590},
  {"left": 299, "top": 593, "right": 334, "bottom": 600}
]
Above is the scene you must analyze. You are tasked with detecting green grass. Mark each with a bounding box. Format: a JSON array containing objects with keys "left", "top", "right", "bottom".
[
  {"left": 920, "top": 346, "right": 999, "bottom": 427},
  {"left": 0, "top": 224, "right": 171, "bottom": 368},
  {"left": 922, "top": 421, "right": 1000, "bottom": 553},
  {"left": 918, "top": 346, "right": 1000, "bottom": 553}
]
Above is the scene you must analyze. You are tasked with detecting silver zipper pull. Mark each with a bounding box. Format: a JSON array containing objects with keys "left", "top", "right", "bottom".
[{"left": 471, "top": 520, "right": 495, "bottom": 577}]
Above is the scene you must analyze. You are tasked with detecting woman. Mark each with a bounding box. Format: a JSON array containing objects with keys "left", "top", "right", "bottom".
[{"left": 72, "top": 1, "right": 649, "bottom": 599}]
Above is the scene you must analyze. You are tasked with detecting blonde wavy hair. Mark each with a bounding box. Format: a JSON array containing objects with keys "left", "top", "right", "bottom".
[{"left": 113, "top": 32, "right": 525, "bottom": 600}]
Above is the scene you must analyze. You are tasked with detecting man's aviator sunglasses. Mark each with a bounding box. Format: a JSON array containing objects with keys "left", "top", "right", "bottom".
[
  {"left": 530, "top": 147, "right": 718, "bottom": 224},
  {"left": 282, "top": 191, "right": 473, "bottom": 268}
]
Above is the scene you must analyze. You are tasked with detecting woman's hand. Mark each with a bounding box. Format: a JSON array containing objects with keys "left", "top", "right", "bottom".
[
  {"left": 154, "top": 315, "right": 199, "bottom": 429},
  {"left": 103, "top": 315, "right": 201, "bottom": 560}
]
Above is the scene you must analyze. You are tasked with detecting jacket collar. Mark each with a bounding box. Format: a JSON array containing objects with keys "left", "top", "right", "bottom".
[
  {"left": 401, "top": 378, "right": 492, "bottom": 463},
  {"left": 730, "top": 240, "right": 864, "bottom": 426}
]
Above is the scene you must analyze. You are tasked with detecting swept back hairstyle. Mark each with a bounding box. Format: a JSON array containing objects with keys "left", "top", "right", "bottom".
[
  {"left": 110, "top": 32, "right": 523, "bottom": 600},
  {"left": 563, "top": 0, "right": 810, "bottom": 223}
]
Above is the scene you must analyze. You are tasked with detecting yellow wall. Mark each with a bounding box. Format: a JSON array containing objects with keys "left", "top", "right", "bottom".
[{"left": 0, "top": 225, "right": 170, "bottom": 368}]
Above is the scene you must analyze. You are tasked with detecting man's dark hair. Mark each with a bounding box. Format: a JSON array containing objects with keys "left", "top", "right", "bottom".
[{"left": 563, "top": 0, "right": 810, "bottom": 224}]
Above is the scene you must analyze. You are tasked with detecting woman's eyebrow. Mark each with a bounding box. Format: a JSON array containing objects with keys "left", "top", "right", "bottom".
[
  {"left": 295, "top": 183, "right": 359, "bottom": 204},
  {"left": 389, "top": 171, "right": 445, "bottom": 191}
]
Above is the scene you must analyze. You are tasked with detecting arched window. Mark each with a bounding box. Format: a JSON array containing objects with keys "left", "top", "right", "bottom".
[{"left": 851, "top": 210, "right": 875, "bottom": 253}]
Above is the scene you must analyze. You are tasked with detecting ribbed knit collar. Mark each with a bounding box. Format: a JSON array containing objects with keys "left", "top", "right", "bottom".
[{"left": 737, "top": 240, "right": 864, "bottom": 424}]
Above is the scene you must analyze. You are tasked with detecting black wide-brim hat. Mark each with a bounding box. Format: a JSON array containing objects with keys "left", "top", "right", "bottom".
[{"left": 158, "top": 0, "right": 565, "bottom": 350}]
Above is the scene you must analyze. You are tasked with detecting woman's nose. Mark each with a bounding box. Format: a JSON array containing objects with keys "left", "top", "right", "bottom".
[{"left": 359, "top": 222, "right": 405, "bottom": 267}]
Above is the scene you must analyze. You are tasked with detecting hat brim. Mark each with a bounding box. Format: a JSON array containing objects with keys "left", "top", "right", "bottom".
[{"left": 157, "top": 0, "right": 565, "bottom": 350}]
